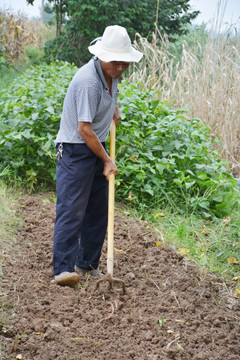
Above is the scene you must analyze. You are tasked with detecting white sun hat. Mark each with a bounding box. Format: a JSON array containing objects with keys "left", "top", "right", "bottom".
[{"left": 88, "top": 25, "right": 143, "bottom": 63}]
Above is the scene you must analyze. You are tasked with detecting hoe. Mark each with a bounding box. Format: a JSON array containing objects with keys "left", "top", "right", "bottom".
[{"left": 95, "top": 120, "right": 126, "bottom": 295}]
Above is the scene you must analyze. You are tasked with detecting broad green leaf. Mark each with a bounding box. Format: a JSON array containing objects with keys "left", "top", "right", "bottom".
[
  {"left": 46, "top": 106, "right": 55, "bottom": 115},
  {"left": 185, "top": 181, "right": 196, "bottom": 189},
  {"left": 32, "top": 113, "right": 39, "bottom": 120}
]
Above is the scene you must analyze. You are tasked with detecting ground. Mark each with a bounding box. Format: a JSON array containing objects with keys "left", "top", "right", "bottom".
[{"left": 1, "top": 194, "right": 240, "bottom": 360}]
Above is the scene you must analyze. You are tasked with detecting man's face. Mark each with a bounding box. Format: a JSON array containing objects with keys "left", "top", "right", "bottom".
[{"left": 100, "top": 60, "right": 130, "bottom": 79}]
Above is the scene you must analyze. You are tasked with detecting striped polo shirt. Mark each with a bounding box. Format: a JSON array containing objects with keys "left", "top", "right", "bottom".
[{"left": 55, "top": 57, "right": 119, "bottom": 144}]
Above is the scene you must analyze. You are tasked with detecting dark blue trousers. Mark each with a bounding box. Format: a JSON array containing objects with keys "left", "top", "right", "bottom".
[{"left": 53, "top": 143, "right": 108, "bottom": 276}]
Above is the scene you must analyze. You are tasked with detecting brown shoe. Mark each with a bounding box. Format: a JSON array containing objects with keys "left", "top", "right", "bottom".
[{"left": 54, "top": 271, "right": 79, "bottom": 286}]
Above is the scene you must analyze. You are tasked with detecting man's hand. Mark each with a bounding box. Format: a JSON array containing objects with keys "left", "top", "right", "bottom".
[
  {"left": 113, "top": 103, "right": 121, "bottom": 126},
  {"left": 103, "top": 158, "right": 118, "bottom": 181}
]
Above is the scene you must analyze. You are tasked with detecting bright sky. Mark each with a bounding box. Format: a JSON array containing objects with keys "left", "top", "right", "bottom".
[
  {"left": 190, "top": 0, "right": 240, "bottom": 29},
  {"left": 0, "top": 0, "right": 239, "bottom": 29},
  {"left": 0, "top": 0, "right": 42, "bottom": 17}
]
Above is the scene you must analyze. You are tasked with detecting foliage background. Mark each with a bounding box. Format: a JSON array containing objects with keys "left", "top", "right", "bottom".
[
  {"left": 0, "top": 62, "right": 239, "bottom": 219},
  {"left": 31, "top": 0, "right": 200, "bottom": 65},
  {"left": 0, "top": 62, "right": 76, "bottom": 189}
]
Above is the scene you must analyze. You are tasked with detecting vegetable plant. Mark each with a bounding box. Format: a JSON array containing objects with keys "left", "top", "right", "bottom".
[
  {"left": 0, "top": 61, "right": 77, "bottom": 188},
  {"left": 116, "top": 82, "right": 239, "bottom": 218}
]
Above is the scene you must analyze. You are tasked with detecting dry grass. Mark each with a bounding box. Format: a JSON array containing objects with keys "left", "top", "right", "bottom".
[
  {"left": 130, "top": 28, "right": 240, "bottom": 176},
  {"left": 0, "top": 9, "right": 55, "bottom": 65}
]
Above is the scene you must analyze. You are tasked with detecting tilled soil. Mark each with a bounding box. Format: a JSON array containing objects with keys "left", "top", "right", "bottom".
[{"left": 1, "top": 194, "right": 240, "bottom": 360}]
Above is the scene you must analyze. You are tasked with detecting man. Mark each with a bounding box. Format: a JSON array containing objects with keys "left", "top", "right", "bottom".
[{"left": 53, "top": 25, "right": 143, "bottom": 286}]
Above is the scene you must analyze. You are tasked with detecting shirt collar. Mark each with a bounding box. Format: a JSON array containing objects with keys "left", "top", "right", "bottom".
[{"left": 93, "top": 56, "right": 109, "bottom": 90}]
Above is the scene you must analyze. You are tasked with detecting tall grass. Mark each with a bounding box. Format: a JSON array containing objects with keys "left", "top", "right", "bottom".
[
  {"left": 0, "top": 181, "right": 20, "bottom": 277},
  {"left": 130, "top": 26, "right": 240, "bottom": 176}
]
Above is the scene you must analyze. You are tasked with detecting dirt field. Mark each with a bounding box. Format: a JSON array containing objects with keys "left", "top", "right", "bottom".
[{"left": 1, "top": 194, "right": 240, "bottom": 360}]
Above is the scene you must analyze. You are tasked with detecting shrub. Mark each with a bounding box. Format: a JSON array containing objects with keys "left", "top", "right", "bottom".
[{"left": 25, "top": 47, "right": 44, "bottom": 66}]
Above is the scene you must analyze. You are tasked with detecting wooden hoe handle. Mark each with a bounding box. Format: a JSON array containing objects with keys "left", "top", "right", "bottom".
[{"left": 107, "top": 120, "right": 116, "bottom": 276}]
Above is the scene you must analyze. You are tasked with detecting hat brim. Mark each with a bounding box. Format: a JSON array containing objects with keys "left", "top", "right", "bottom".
[{"left": 88, "top": 41, "right": 143, "bottom": 63}]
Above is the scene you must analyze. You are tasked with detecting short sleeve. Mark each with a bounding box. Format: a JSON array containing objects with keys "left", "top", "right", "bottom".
[{"left": 76, "top": 85, "right": 100, "bottom": 123}]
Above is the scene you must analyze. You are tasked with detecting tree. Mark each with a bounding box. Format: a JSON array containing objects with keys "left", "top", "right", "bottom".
[
  {"left": 64, "top": 0, "right": 200, "bottom": 41},
  {"left": 26, "top": 0, "right": 200, "bottom": 66},
  {"left": 27, "top": 0, "right": 67, "bottom": 36}
]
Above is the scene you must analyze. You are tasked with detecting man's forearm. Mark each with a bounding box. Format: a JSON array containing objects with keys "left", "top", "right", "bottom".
[
  {"left": 78, "top": 122, "right": 110, "bottom": 162},
  {"left": 78, "top": 121, "right": 117, "bottom": 180}
]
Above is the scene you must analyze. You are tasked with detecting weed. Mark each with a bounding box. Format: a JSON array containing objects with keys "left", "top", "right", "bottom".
[
  {"left": 77, "top": 274, "right": 90, "bottom": 292},
  {"left": 155, "top": 318, "right": 168, "bottom": 327},
  {"left": 0, "top": 181, "right": 21, "bottom": 276}
]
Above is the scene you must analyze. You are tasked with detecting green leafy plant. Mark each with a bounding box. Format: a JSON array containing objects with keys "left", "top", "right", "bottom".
[
  {"left": 0, "top": 61, "right": 77, "bottom": 187},
  {"left": 116, "top": 82, "right": 239, "bottom": 218},
  {"left": 155, "top": 318, "right": 168, "bottom": 327}
]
